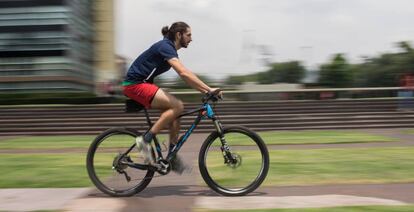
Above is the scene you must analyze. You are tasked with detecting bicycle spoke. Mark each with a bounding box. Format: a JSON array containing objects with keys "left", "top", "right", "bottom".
[
  {"left": 87, "top": 128, "right": 154, "bottom": 196},
  {"left": 206, "top": 134, "right": 264, "bottom": 189},
  {"left": 199, "top": 127, "right": 269, "bottom": 196}
]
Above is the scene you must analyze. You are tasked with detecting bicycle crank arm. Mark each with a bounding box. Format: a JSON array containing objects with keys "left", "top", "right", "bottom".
[{"left": 123, "top": 161, "right": 153, "bottom": 171}]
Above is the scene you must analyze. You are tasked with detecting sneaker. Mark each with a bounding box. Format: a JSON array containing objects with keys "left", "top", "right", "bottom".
[
  {"left": 170, "top": 154, "right": 192, "bottom": 175},
  {"left": 136, "top": 136, "right": 155, "bottom": 164}
]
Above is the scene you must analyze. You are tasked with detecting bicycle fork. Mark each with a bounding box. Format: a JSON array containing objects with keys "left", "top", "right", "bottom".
[{"left": 212, "top": 118, "right": 237, "bottom": 164}]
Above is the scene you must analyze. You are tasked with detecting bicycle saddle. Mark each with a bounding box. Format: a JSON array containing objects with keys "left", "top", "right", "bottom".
[{"left": 125, "top": 99, "right": 145, "bottom": 113}]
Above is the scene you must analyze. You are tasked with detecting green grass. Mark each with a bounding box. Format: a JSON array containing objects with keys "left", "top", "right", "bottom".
[
  {"left": 256, "top": 131, "right": 397, "bottom": 145},
  {"left": 197, "top": 205, "right": 414, "bottom": 212},
  {"left": 0, "top": 153, "right": 91, "bottom": 188},
  {"left": 210, "top": 131, "right": 397, "bottom": 147},
  {"left": 266, "top": 147, "right": 414, "bottom": 186},
  {"left": 0, "top": 136, "right": 95, "bottom": 149},
  {"left": 0, "top": 132, "right": 411, "bottom": 188},
  {"left": 202, "top": 147, "right": 414, "bottom": 187},
  {"left": 0, "top": 131, "right": 397, "bottom": 150},
  {"left": 1, "top": 147, "right": 414, "bottom": 188},
  {"left": 0, "top": 135, "right": 168, "bottom": 149},
  {"left": 402, "top": 129, "right": 414, "bottom": 135}
]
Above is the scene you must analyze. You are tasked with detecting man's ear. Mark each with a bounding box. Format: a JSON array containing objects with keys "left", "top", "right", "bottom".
[{"left": 176, "top": 32, "right": 181, "bottom": 40}]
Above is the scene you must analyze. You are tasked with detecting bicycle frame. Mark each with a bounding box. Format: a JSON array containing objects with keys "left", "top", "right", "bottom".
[
  {"left": 123, "top": 101, "right": 231, "bottom": 171},
  {"left": 156, "top": 102, "right": 222, "bottom": 161}
]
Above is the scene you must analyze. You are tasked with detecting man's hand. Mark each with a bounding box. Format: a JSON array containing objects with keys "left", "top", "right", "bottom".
[{"left": 209, "top": 88, "right": 223, "bottom": 99}]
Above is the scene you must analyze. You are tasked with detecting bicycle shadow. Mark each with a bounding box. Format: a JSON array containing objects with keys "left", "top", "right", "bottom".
[
  {"left": 87, "top": 185, "right": 267, "bottom": 198},
  {"left": 138, "top": 185, "right": 216, "bottom": 197}
]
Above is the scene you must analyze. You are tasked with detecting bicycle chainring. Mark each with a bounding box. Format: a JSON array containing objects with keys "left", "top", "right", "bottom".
[{"left": 156, "top": 159, "right": 171, "bottom": 175}]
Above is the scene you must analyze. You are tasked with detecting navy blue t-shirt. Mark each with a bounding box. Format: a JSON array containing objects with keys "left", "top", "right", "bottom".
[{"left": 125, "top": 38, "right": 178, "bottom": 84}]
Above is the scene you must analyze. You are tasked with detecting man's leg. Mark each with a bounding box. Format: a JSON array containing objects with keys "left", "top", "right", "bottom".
[
  {"left": 169, "top": 119, "right": 180, "bottom": 144},
  {"left": 150, "top": 89, "right": 184, "bottom": 135},
  {"left": 137, "top": 89, "right": 183, "bottom": 164},
  {"left": 150, "top": 90, "right": 190, "bottom": 173},
  {"left": 168, "top": 118, "right": 190, "bottom": 174}
]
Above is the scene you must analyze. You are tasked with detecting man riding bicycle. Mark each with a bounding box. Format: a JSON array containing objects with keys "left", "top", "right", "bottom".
[{"left": 122, "top": 21, "right": 222, "bottom": 173}]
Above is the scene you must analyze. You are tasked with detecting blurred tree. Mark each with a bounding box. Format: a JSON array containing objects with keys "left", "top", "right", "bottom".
[
  {"left": 258, "top": 61, "right": 305, "bottom": 84},
  {"left": 359, "top": 54, "right": 401, "bottom": 87},
  {"left": 226, "top": 74, "right": 258, "bottom": 85},
  {"left": 225, "top": 61, "right": 305, "bottom": 85},
  {"left": 352, "top": 41, "right": 414, "bottom": 87},
  {"left": 224, "top": 41, "right": 414, "bottom": 88},
  {"left": 396, "top": 41, "right": 414, "bottom": 73},
  {"left": 318, "top": 54, "right": 353, "bottom": 87},
  {"left": 398, "top": 41, "right": 413, "bottom": 53},
  {"left": 171, "top": 74, "right": 212, "bottom": 89}
]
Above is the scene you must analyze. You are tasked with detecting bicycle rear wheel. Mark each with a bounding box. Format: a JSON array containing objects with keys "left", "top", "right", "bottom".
[
  {"left": 86, "top": 128, "right": 154, "bottom": 197},
  {"left": 199, "top": 126, "right": 269, "bottom": 196}
]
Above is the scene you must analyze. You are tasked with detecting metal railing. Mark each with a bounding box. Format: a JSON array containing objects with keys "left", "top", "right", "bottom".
[{"left": 170, "top": 87, "right": 408, "bottom": 102}]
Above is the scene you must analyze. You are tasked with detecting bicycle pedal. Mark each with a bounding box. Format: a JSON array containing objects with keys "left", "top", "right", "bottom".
[{"left": 152, "top": 163, "right": 162, "bottom": 169}]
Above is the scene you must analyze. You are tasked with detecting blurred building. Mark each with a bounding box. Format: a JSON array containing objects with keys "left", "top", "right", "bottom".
[
  {"left": 115, "top": 55, "right": 128, "bottom": 78},
  {"left": 0, "top": 0, "right": 116, "bottom": 94},
  {"left": 94, "top": 0, "right": 117, "bottom": 95}
]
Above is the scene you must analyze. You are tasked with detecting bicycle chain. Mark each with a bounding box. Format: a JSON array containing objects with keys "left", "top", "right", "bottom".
[{"left": 128, "top": 172, "right": 166, "bottom": 181}]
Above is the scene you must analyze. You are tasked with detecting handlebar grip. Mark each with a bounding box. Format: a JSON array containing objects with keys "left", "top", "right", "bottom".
[{"left": 202, "top": 89, "right": 222, "bottom": 103}]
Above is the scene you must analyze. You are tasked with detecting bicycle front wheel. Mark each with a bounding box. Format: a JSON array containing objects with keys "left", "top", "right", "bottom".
[
  {"left": 199, "top": 126, "right": 269, "bottom": 196},
  {"left": 86, "top": 128, "right": 154, "bottom": 197}
]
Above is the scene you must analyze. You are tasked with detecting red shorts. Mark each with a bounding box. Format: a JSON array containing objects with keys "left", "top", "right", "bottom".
[{"left": 123, "top": 83, "right": 159, "bottom": 109}]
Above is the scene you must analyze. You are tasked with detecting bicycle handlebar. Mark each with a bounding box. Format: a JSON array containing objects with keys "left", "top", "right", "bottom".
[{"left": 202, "top": 89, "right": 223, "bottom": 103}]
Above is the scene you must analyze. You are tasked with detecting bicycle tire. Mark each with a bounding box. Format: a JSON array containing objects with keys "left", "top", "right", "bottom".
[
  {"left": 198, "top": 126, "right": 269, "bottom": 196},
  {"left": 86, "top": 127, "right": 154, "bottom": 197}
]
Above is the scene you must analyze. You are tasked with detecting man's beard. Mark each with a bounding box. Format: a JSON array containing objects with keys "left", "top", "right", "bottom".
[{"left": 180, "top": 37, "right": 188, "bottom": 48}]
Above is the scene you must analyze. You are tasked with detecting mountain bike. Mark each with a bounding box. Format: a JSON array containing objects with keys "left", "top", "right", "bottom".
[{"left": 86, "top": 90, "right": 269, "bottom": 196}]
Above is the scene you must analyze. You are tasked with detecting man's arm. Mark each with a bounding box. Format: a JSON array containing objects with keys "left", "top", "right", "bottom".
[{"left": 168, "top": 58, "right": 213, "bottom": 93}]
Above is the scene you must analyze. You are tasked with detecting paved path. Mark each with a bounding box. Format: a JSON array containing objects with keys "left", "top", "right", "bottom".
[
  {"left": 0, "top": 188, "right": 90, "bottom": 211},
  {"left": 1, "top": 129, "right": 414, "bottom": 211}
]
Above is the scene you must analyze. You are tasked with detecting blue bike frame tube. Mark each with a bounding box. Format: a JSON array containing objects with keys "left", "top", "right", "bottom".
[
  {"left": 143, "top": 108, "right": 164, "bottom": 160},
  {"left": 167, "top": 112, "right": 204, "bottom": 160},
  {"left": 204, "top": 103, "right": 224, "bottom": 136},
  {"left": 153, "top": 136, "right": 163, "bottom": 160}
]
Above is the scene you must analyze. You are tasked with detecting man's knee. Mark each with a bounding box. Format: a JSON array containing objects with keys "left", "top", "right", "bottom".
[{"left": 173, "top": 100, "right": 184, "bottom": 115}]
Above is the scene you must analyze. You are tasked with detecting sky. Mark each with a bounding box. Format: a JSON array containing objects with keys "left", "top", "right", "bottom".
[{"left": 115, "top": 0, "right": 414, "bottom": 79}]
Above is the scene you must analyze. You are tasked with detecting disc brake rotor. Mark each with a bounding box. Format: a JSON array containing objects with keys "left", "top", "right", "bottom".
[{"left": 227, "top": 153, "right": 242, "bottom": 168}]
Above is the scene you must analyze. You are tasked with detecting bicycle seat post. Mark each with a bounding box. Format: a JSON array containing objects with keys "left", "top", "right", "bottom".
[
  {"left": 143, "top": 108, "right": 153, "bottom": 127},
  {"left": 125, "top": 99, "right": 153, "bottom": 127}
]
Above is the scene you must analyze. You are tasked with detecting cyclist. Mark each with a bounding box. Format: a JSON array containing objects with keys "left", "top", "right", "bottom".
[{"left": 122, "top": 21, "right": 221, "bottom": 173}]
